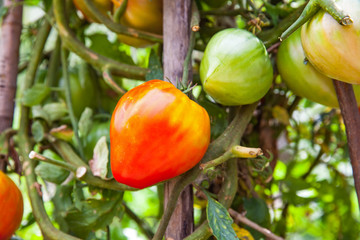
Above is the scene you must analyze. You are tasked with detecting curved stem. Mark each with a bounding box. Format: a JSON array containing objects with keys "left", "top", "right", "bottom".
[
  {"left": 102, "top": 69, "right": 126, "bottom": 95},
  {"left": 317, "top": 0, "right": 352, "bottom": 25},
  {"left": 53, "top": 0, "right": 149, "bottom": 80},
  {"left": 113, "top": 0, "right": 127, "bottom": 23},
  {"left": 49, "top": 137, "right": 137, "bottom": 191},
  {"left": 152, "top": 103, "right": 258, "bottom": 240},
  {"left": 280, "top": 0, "right": 319, "bottom": 41},
  {"left": 61, "top": 48, "right": 85, "bottom": 159},
  {"left": 280, "top": 0, "right": 353, "bottom": 41},
  {"left": 45, "top": 36, "right": 61, "bottom": 88},
  {"left": 17, "top": 10, "right": 80, "bottom": 240},
  {"left": 83, "top": 0, "right": 162, "bottom": 43}
]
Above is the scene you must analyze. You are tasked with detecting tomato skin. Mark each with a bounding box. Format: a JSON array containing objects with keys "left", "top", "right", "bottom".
[
  {"left": 112, "top": 0, "right": 163, "bottom": 48},
  {"left": 73, "top": 0, "right": 113, "bottom": 23},
  {"left": 0, "top": 171, "right": 23, "bottom": 240},
  {"left": 110, "top": 80, "right": 210, "bottom": 189},
  {"left": 301, "top": 0, "right": 360, "bottom": 84},
  {"left": 200, "top": 28, "right": 273, "bottom": 106},
  {"left": 278, "top": 29, "right": 360, "bottom": 107}
]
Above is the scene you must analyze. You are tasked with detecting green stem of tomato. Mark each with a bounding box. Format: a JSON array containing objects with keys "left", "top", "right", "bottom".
[
  {"left": 113, "top": 0, "right": 127, "bottom": 23},
  {"left": 29, "top": 151, "right": 77, "bottom": 172},
  {"left": 45, "top": 36, "right": 61, "bottom": 89},
  {"left": 123, "top": 202, "right": 155, "bottom": 239},
  {"left": 280, "top": 0, "right": 353, "bottom": 41},
  {"left": 61, "top": 47, "right": 85, "bottom": 160},
  {"left": 317, "top": 0, "right": 353, "bottom": 25},
  {"left": 83, "top": 0, "right": 162, "bottom": 43},
  {"left": 258, "top": 5, "right": 305, "bottom": 47},
  {"left": 153, "top": 103, "right": 258, "bottom": 240},
  {"left": 280, "top": 0, "right": 320, "bottom": 41},
  {"left": 49, "top": 137, "right": 137, "bottom": 191},
  {"left": 17, "top": 11, "right": 81, "bottom": 240},
  {"left": 53, "top": 0, "right": 149, "bottom": 80},
  {"left": 102, "top": 69, "right": 126, "bottom": 95},
  {"left": 199, "top": 150, "right": 234, "bottom": 170},
  {"left": 200, "top": 145, "right": 263, "bottom": 170}
]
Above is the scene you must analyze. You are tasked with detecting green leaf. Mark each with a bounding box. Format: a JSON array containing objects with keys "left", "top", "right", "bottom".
[
  {"left": 78, "top": 107, "right": 93, "bottom": 138},
  {"left": 43, "top": 102, "right": 68, "bottom": 122},
  {"left": 65, "top": 194, "right": 123, "bottom": 238},
  {"left": 31, "top": 105, "right": 50, "bottom": 124},
  {"left": 145, "top": 49, "right": 163, "bottom": 81},
  {"left": 89, "top": 136, "right": 109, "bottom": 179},
  {"left": 34, "top": 150, "right": 70, "bottom": 184},
  {"left": 88, "top": 34, "right": 134, "bottom": 65},
  {"left": 206, "top": 193, "right": 238, "bottom": 240},
  {"left": 31, "top": 120, "right": 44, "bottom": 142},
  {"left": 22, "top": 84, "right": 51, "bottom": 106}
]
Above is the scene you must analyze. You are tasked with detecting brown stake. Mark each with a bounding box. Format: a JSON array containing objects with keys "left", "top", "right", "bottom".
[
  {"left": 0, "top": 0, "right": 23, "bottom": 132},
  {"left": 333, "top": 79, "right": 360, "bottom": 208},
  {"left": 163, "top": 0, "right": 194, "bottom": 239}
]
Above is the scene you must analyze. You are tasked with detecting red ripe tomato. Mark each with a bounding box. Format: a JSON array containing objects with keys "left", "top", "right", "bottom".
[
  {"left": 0, "top": 171, "right": 23, "bottom": 240},
  {"left": 301, "top": 0, "right": 360, "bottom": 84},
  {"left": 110, "top": 80, "right": 210, "bottom": 189},
  {"left": 112, "top": 0, "right": 163, "bottom": 48}
]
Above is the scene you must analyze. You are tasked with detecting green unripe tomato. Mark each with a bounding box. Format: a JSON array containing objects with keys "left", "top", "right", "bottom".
[
  {"left": 84, "top": 120, "right": 110, "bottom": 160},
  {"left": 59, "top": 65, "right": 98, "bottom": 119},
  {"left": 200, "top": 28, "right": 273, "bottom": 106},
  {"left": 277, "top": 29, "right": 360, "bottom": 108}
]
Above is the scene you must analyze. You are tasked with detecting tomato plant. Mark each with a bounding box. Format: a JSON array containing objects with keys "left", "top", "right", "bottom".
[
  {"left": 301, "top": 0, "right": 360, "bottom": 84},
  {"left": 0, "top": 171, "right": 23, "bottom": 240},
  {"left": 200, "top": 28, "right": 273, "bottom": 106},
  {"left": 58, "top": 66, "right": 98, "bottom": 119},
  {"left": 277, "top": 29, "right": 360, "bottom": 107},
  {"left": 112, "top": 0, "right": 163, "bottom": 47},
  {"left": 110, "top": 80, "right": 210, "bottom": 189},
  {"left": 73, "top": 0, "right": 113, "bottom": 22}
]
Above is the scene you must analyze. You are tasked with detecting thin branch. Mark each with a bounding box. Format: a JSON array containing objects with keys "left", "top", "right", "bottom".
[
  {"left": 123, "top": 203, "right": 154, "bottom": 239},
  {"left": 229, "top": 209, "right": 284, "bottom": 240}
]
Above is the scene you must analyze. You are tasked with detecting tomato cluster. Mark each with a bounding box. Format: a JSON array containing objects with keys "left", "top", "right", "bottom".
[
  {"left": 0, "top": 171, "right": 23, "bottom": 240},
  {"left": 277, "top": 0, "right": 360, "bottom": 105}
]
